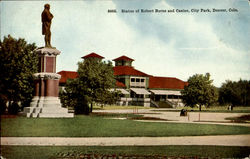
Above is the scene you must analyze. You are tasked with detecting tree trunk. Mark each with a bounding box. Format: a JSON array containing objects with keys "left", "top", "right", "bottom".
[
  {"left": 90, "top": 102, "right": 93, "bottom": 113},
  {"left": 199, "top": 105, "right": 201, "bottom": 111}
]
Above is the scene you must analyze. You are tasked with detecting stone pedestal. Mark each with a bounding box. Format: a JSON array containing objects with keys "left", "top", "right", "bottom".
[{"left": 24, "top": 47, "right": 73, "bottom": 118}]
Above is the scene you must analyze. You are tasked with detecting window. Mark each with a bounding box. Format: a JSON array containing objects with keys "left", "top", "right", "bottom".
[{"left": 130, "top": 77, "right": 146, "bottom": 88}]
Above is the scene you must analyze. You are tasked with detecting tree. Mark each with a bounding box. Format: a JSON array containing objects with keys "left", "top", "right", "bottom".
[
  {"left": 78, "top": 58, "right": 116, "bottom": 112},
  {"left": 219, "top": 79, "right": 250, "bottom": 106},
  {"left": 0, "top": 35, "right": 38, "bottom": 114},
  {"left": 60, "top": 78, "right": 90, "bottom": 115},
  {"left": 60, "top": 57, "right": 116, "bottom": 114},
  {"left": 181, "top": 73, "right": 218, "bottom": 111}
]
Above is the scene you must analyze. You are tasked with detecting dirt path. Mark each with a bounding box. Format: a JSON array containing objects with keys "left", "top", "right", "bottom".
[
  {"left": 1, "top": 135, "right": 250, "bottom": 146},
  {"left": 94, "top": 109, "right": 250, "bottom": 127}
]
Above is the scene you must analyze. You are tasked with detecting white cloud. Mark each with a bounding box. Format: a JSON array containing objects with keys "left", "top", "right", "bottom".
[
  {"left": 112, "top": 0, "right": 250, "bottom": 86},
  {"left": 1, "top": 0, "right": 249, "bottom": 87}
]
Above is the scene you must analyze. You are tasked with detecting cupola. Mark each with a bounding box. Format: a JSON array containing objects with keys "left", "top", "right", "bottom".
[
  {"left": 112, "top": 55, "right": 134, "bottom": 67},
  {"left": 81, "top": 52, "right": 104, "bottom": 61}
]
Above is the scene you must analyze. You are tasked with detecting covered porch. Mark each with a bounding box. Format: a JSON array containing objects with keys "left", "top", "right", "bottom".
[
  {"left": 130, "top": 88, "right": 151, "bottom": 107},
  {"left": 150, "top": 89, "right": 184, "bottom": 107}
]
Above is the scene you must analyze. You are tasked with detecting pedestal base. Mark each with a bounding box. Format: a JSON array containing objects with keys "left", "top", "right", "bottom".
[
  {"left": 24, "top": 97, "right": 73, "bottom": 118},
  {"left": 24, "top": 47, "right": 73, "bottom": 118}
]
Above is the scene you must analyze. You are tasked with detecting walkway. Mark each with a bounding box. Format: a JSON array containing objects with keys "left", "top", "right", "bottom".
[
  {"left": 94, "top": 109, "right": 250, "bottom": 127},
  {"left": 1, "top": 135, "right": 250, "bottom": 146}
]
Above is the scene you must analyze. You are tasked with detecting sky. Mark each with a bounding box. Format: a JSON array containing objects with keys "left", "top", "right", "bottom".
[{"left": 1, "top": 0, "right": 249, "bottom": 87}]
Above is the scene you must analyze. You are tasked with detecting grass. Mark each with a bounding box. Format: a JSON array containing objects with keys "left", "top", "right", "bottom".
[
  {"left": 1, "top": 145, "right": 250, "bottom": 159},
  {"left": 90, "top": 112, "right": 142, "bottom": 118},
  {"left": 154, "top": 106, "right": 250, "bottom": 113},
  {"left": 1, "top": 114, "right": 250, "bottom": 137},
  {"left": 93, "top": 105, "right": 151, "bottom": 110},
  {"left": 94, "top": 105, "right": 250, "bottom": 113}
]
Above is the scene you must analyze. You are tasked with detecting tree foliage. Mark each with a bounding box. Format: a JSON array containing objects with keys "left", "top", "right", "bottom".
[
  {"left": 0, "top": 35, "right": 38, "bottom": 114},
  {"left": 181, "top": 73, "right": 218, "bottom": 111},
  {"left": 60, "top": 58, "right": 116, "bottom": 114},
  {"left": 219, "top": 79, "right": 250, "bottom": 106},
  {"left": 77, "top": 59, "right": 116, "bottom": 105},
  {"left": 60, "top": 78, "right": 90, "bottom": 115}
]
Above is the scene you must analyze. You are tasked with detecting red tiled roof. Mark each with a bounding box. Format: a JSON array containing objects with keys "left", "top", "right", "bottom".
[
  {"left": 113, "top": 56, "right": 134, "bottom": 61},
  {"left": 81, "top": 52, "right": 104, "bottom": 59},
  {"left": 58, "top": 70, "right": 126, "bottom": 88},
  {"left": 58, "top": 71, "right": 188, "bottom": 90},
  {"left": 113, "top": 66, "right": 149, "bottom": 77},
  {"left": 149, "top": 76, "right": 188, "bottom": 90},
  {"left": 116, "top": 81, "right": 126, "bottom": 88},
  {"left": 57, "top": 71, "right": 78, "bottom": 84}
]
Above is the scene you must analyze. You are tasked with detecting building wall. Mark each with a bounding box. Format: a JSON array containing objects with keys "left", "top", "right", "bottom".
[{"left": 146, "top": 77, "right": 149, "bottom": 88}]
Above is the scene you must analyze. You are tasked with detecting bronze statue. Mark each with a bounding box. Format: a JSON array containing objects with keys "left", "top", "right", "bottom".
[{"left": 42, "top": 4, "right": 53, "bottom": 47}]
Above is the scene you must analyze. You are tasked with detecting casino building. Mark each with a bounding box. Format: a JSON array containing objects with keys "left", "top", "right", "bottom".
[{"left": 58, "top": 53, "right": 188, "bottom": 108}]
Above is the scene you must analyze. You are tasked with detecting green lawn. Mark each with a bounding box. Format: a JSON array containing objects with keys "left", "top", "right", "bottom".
[
  {"left": 93, "top": 105, "right": 151, "bottom": 110},
  {"left": 1, "top": 114, "right": 250, "bottom": 137},
  {"left": 1, "top": 145, "right": 250, "bottom": 159},
  {"left": 155, "top": 106, "right": 250, "bottom": 113},
  {"left": 95, "top": 105, "right": 250, "bottom": 113}
]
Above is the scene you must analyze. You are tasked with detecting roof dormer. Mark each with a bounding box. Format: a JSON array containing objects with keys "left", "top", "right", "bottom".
[{"left": 112, "top": 55, "right": 134, "bottom": 67}]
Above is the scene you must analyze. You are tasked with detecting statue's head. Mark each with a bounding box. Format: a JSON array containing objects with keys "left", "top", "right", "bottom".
[{"left": 44, "top": 4, "right": 50, "bottom": 10}]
